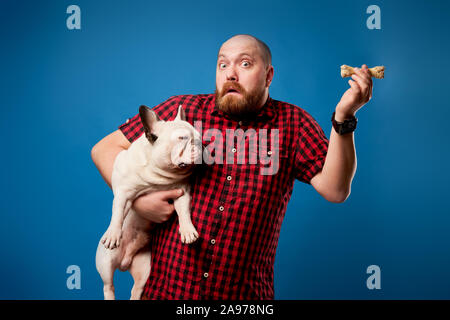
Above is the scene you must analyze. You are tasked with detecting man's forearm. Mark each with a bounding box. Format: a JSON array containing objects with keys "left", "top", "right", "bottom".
[
  {"left": 312, "top": 123, "right": 356, "bottom": 203},
  {"left": 323, "top": 126, "right": 356, "bottom": 193}
]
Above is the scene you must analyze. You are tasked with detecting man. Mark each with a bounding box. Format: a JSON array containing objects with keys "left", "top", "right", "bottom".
[{"left": 91, "top": 34, "right": 373, "bottom": 299}]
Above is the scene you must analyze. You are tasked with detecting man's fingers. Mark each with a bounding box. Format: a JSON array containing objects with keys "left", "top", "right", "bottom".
[
  {"left": 354, "top": 66, "right": 371, "bottom": 79},
  {"left": 354, "top": 66, "right": 372, "bottom": 99},
  {"left": 352, "top": 71, "right": 372, "bottom": 95},
  {"left": 351, "top": 70, "right": 370, "bottom": 87},
  {"left": 361, "top": 64, "right": 372, "bottom": 79},
  {"left": 361, "top": 65, "right": 373, "bottom": 99},
  {"left": 354, "top": 67, "right": 372, "bottom": 89},
  {"left": 352, "top": 75, "right": 369, "bottom": 92},
  {"left": 348, "top": 79, "right": 361, "bottom": 93}
]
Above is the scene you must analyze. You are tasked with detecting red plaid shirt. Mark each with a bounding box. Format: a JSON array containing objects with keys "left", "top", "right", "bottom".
[{"left": 118, "top": 94, "right": 329, "bottom": 299}]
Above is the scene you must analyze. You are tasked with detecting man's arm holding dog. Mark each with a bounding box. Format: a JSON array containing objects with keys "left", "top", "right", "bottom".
[
  {"left": 91, "top": 130, "right": 129, "bottom": 188},
  {"left": 91, "top": 130, "right": 183, "bottom": 223}
]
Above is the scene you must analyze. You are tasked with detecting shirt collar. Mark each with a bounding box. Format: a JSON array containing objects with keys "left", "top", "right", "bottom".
[{"left": 210, "top": 94, "right": 275, "bottom": 122}]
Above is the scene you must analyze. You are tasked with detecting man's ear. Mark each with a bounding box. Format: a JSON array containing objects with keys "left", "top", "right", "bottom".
[
  {"left": 139, "top": 105, "right": 160, "bottom": 143},
  {"left": 265, "top": 65, "right": 274, "bottom": 88},
  {"left": 174, "top": 104, "right": 186, "bottom": 121}
]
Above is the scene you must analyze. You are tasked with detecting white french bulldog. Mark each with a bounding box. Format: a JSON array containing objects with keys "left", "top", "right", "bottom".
[{"left": 95, "top": 105, "right": 202, "bottom": 300}]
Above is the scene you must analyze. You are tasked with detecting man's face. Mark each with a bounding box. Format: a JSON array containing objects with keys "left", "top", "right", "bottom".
[{"left": 215, "top": 38, "right": 272, "bottom": 117}]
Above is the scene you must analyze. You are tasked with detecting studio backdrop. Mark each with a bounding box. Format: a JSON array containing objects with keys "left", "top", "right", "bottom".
[{"left": 1, "top": 0, "right": 449, "bottom": 299}]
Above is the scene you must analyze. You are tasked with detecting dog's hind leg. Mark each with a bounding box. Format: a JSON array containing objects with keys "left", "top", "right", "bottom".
[
  {"left": 95, "top": 243, "right": 118, "bottom": 300},
  {"left": 129, "top": 249, "right": 151, "bottom": 300}
]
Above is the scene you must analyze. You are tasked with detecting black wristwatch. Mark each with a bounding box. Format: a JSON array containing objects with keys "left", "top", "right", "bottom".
[{"left": 331, "top": 112, "right": 358, "bottom": 135}]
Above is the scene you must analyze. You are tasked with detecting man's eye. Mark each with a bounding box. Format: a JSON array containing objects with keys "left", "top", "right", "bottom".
[
  {"left": 219, "top": 63, "right": 227, "bottom": 69},
  {"left": 242, "top": 61, "right": 251, "bottom": 67}
]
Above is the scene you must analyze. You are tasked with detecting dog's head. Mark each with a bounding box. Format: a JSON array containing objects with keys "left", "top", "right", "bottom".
[{"left": 139, "top": 105, "right": 202, "bottom": 172}]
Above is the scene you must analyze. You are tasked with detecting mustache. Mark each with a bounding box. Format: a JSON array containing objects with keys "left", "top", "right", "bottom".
[{"left": 221, "top": 82, "right": 246, "bottom": 96}]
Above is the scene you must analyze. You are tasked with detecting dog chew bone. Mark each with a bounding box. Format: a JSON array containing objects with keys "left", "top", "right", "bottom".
[{"left": 341, "top": 65, "right": 385, "bottom": 79}]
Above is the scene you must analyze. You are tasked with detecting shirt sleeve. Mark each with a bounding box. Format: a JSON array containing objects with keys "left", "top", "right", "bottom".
[
  {"left": 118, "top": 96, "right": 181, "bottom": 143},
  {"left": 294, "top": 110, "right": 329, "bottom": 184}
]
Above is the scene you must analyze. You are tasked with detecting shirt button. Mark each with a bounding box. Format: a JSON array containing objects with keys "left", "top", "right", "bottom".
[
  {"left": 219, "top": 206, "right": 224, "bottom": 211},
  {"left": 238, "top": 121, "right": 243, "bottom": 126},
  {"left": 232, "top": 148, "right": 237, "bottom": 153},
  {"left": 210, "top": 239, "right": 216, "bottom": 245},
  {"left": 226, "top": 176, "right": 232, "bottom": 181},
  {"left": 268, "top": 150, "right": 273, "bottom": 155},
  {"left": 203, "top": 272, "right": 209, "bottom": 278}
]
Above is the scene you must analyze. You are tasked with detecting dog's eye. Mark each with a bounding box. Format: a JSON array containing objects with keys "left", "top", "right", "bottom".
[{"left": 178, "top": 136, "right": 188, "bottom": 140}]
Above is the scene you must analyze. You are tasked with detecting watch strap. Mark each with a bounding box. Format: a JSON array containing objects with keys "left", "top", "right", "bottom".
[{"left": 331, "top": 112, "right": 358, "bottom": 135}]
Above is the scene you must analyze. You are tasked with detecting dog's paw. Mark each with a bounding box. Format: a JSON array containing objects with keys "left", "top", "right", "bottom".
[
  {"left": 179, "top": 223, "right": 199, "bottom": 244},
  {"left": 101, "top": 227, "right": 122, "bottom": 249}
]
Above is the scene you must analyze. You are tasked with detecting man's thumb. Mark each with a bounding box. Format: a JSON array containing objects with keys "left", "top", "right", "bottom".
[{"left": 161, "top": 189, "right": 184, "bottom": 200}]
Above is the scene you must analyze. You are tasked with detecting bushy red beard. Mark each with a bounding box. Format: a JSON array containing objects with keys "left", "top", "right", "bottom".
[{"left": 215, "top": 82, "right": 266, "bottom": 118}]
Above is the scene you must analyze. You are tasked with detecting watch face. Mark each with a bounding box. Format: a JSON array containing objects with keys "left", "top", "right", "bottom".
[{"left": 346, "top": 121, "right": 356, "bottom": 129}]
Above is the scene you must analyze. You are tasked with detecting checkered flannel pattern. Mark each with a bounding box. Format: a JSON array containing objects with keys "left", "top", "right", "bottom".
[{"left": 118, "top": 94, "right": 329, "bottom": 299}]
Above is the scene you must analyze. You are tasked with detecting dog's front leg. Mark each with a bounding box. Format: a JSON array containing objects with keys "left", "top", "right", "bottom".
[
  {"left": 174, "top": 190, "right": 199, "bottom": 244},
  {"left": 101, "top": 191, "right": 132, "bottom": 249}
]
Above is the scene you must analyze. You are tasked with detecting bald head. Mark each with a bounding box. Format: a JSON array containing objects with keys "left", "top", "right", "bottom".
[{"left": 219, "top": 34, "right": 272, "bottom": 67}]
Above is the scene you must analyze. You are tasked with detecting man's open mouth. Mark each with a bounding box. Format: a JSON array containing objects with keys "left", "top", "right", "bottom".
[{"left": 226, "top": 88, "right": 240, "bottom": 95}]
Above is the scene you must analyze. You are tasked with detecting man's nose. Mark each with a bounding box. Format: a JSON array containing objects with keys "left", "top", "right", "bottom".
[{"left": 226, "top": 66, "right": 238, "bottom": 82}]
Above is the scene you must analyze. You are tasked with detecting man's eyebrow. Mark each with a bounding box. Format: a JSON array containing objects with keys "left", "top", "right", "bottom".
[
  {"left": 237, "top": 53, "right": 254, "bottom": 59},
  {"left": 218, "top": 53, "right": 255, "bottom": 60}
]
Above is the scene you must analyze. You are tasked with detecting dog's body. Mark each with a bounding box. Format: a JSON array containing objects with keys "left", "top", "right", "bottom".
[{"left": 95, "top": 105, "right": 201, "bottom": 300}]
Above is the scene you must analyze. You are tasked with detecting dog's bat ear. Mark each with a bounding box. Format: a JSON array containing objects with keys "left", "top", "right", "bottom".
[
  {"left": 139, "top": 105, "right": 160, "bottom": 143},
  {"left": 175, "top": 104, "right": 186, "bottom": 121}
]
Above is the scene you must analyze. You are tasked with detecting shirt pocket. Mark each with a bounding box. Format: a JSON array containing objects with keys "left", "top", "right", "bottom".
[{"left": 234, "top": 146, "right": 292, "bottom": 204}]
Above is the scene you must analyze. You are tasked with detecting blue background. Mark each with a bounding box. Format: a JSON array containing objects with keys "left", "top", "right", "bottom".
[{"left": 1, "top": 0, "right": 449, "bottom": 299}]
